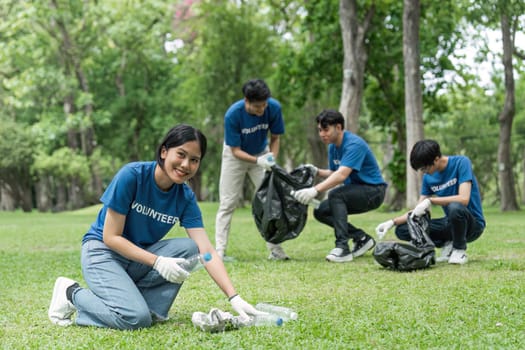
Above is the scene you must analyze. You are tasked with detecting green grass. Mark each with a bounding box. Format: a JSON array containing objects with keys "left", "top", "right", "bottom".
[{"left": 0, "top": 203, "right": 524, "bottom": 349}]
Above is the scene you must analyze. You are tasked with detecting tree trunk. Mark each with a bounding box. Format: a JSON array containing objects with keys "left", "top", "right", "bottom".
[
  {"left": 338, "top": 0, "right": 375, "bottom": 133},
  {"left": 522, "top": 147, "right": 525, "bottom": 205},
  {"left": 35, "top": 177, "right": 53, "bottom": 212},
  {"left": 0, "top": 184, "right": 16, "bottom": 211},
  {"left": 497, "top": 12, "right": 519, "bottom": 211},
  {"left": 382, "top": 137, "right": 405, "bottom": 210},
  {"left": 55, "top": 183, "right": 67, "bottom": 212},
  {"left": 403, "top": 0, "right": 424, "bottom": 208},
  {"left": 305, "top": 101, "right": 328, "bottom": 169}
]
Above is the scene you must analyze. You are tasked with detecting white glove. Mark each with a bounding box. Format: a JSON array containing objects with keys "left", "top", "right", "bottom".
[
  {"left": 153, "top": 256, "right": 190, "bottom": 284},
  {"left": 256, "top": 152, "right": 275, "bottom": 171},
  {"left": 375, "top": 219, "right": 394, "bottom": 239},
  {"left": 305, "top": 163, "right": 318, "bottom": 176},
  {"left": 412, "top": 198, "right": 432, "bottom": 217},
  {"left": 293, "top": 187, "right": 318, "bottom": 205},
  {"left": 229, "top": 295, "right": 265, "bottom": 322}
]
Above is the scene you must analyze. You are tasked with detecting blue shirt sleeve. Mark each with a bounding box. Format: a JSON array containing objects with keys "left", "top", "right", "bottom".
[{"left": 100, "top": 164, "right": 137, "bottom": 215}]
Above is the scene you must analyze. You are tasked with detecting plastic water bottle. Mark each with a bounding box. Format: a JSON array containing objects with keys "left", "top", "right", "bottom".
[
  {"left": 290, "top": 190, "right": 321, "bottom": 209},
  {"left": 232, "top": 314, "right": 282, "bottom": 327},
  {"left": 250, "top": 314, "right": 283, "bottom": 326},
  {"left": 179, "top": 252, "right": 212, "bottom": 273},
  {"left": 255, "top": 303, "right": 298, "bottom": 321}
]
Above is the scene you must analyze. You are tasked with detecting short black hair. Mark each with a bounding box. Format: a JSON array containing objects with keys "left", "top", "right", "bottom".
[
  {"left": 156, "top": 124, "right": 207, "bottom": 169},
  {"left": 242, "top": 79, "right": 271, "bottom": 102},
  {"left": 410, "top": 139, "right": 441, "bottom": 171},
  {"left": 315, "top": 109, "right": 345, "bottom": 129}
]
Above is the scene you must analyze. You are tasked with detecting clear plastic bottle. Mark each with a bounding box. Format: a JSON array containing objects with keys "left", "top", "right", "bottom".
[
  {"left": 290, "top": 190, "right": 321, "bottom": 209},
  {"left": 232, "top": 314, "right": 283, "bottom": 327},
  {"left": 255, "top": 303, "right": 298, "bottom": 321},
  {"left": 178, "top": 252, "right": 212, "bottom": 273},
  {"left": 310, "top": 198, "right": 321, "bottom": 209},
  {"left": 250, "top": 314, "right": 283, "bottom": 326}
]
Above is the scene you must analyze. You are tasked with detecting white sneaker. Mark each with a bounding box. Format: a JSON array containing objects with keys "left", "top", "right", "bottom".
[
  {"left": 436, "top": 241, "right": 453, "bottom": 262},
  {"left": 267, "top": 243, "right": 290, "bottom": 260},
  {"left": 448, "top": 249, "right": 468, "bottom": 265},
  {"left": 325, "top": 248, "right": 353, "bottom": 263},
  {"left": 48, "top": 277, "right": 77, "bottom": 326}
]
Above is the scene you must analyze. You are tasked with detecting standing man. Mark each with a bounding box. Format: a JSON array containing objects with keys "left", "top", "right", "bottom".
[
  {"left": 293, "top": 109, "right": 387, "bottom": 262},
  {"left": 215, "top": 79, "right": 289, "bottom": 260},
  {"left": 375, "top": 139, "right": 485, "bottom": 264}
]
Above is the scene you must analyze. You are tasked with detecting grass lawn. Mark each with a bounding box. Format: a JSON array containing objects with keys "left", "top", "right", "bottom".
[{"left": 0, "top": 203, "right": 524, "bottom": 349}]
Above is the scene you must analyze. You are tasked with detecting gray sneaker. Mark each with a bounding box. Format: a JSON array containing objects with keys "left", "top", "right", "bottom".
[
  {"left": 268, "top": 244, "right": 290, "bottom": 260},
  {"left": 217, "top": 249, "right": 236, "bottom": 262},
  {"left": 436, "top": 241, "right": 453, "bottom": 262},
  {"left": 48, "top": 277, "right": 77, "bottom": 326},
  {"left": 325, "top": 248, "right": 353, "bottom": 262}
]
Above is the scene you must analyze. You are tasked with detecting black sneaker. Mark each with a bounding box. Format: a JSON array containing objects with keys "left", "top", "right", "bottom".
[{"left": 351, "top": 234, "right": 376, "bottom": 258}]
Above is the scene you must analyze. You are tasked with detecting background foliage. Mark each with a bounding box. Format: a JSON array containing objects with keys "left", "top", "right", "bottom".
[
  {"left": 0, "top": 0, "right": 524, "bottom": 211},
  {"left": 0, "top": 204, "right": 524, "bottom": 348}
]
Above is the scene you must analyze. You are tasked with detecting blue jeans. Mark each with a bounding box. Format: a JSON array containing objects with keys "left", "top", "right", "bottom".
[
  {"left": 394, "top": 202, "right": 484, "bottom": 250},
  {"left": 314, "top": 184, "right": 386, "bottom": 251},
  {"left": 74, "top": 238, "right": 198, "bottom": 329}
]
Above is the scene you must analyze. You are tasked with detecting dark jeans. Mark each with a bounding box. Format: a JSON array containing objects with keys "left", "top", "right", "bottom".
[
  {"left": 395, "top": 202, "right": 484, "bottom": 250},
  {"left": 313, "top": 183, "right": 386, "bottom": 251}
]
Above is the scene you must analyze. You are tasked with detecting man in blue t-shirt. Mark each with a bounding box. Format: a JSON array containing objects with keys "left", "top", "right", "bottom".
[
  {"left": 375, "top": 139, "right": 486, "bottom": 265},
  {"left": 215, "top": 79, "right": 288, "bottom": 261},
  {"left": 293, "top": 109, "right": 387, "bottom": 263}
]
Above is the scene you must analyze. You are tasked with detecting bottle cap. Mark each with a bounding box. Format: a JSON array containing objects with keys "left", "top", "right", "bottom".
[
  {"left": 275, "top": 317, "right": 283, "bottom": 326},
  {"left": 202, "top": 252, "right": 212, "bottom": 262}
]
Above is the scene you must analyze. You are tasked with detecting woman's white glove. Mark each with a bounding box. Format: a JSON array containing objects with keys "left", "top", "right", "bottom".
[
  {"left": 293, "top": 187, "right": 318, "bottom": 205},
  {"left": 375, "top": 220, "right": 394, "bottom": 239},
  {"left": 153, "top": 256, "right": 190, "bottom": 284},
  {"left": 412, "top": 198, "right": 432, "bottom": 217},
  {"left": 256, "top": 152, "right": 275, "bottom": 171},
  {"left": 229, "top": 295, "right": 265, "bottom": 321}
]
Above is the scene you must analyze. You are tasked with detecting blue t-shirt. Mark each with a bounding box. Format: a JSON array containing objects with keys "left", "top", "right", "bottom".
[
  {"left": 421, "top": 155, "right": 485, "bottom": 228},
  {"left": 328, "top": 131, "right": 386, "bottom": 186},
  {"left": 83, "top": 161, "right": 203, "bottom": 248},
  {"left": 224, "top": 97, "right": 285, "bottom": 155}
]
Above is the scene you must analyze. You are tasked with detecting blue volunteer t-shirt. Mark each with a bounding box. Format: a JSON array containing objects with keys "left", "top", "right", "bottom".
[
  {"left": 328, "top": 131, "right": 386, "bottom": 186},
  {"left": 83, "top": 161, "right": 203, "bottom": 248},
  {"left": 224, "top": 97, "right": 285, "bottom": 155},
  {"left": 421, "top": 155, "right": 485, "bottom": 228}
]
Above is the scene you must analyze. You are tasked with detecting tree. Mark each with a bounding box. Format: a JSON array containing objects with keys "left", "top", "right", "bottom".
[
  {"left": 338, "top": 0, "right": 376, "bottom": 133},
  {"left": 464, "top": 0, "right": 524, "bottom": 211},
  {"left": 173, "top": 0, "right": 278, "bottom": 200},
  {"left": 496, "top": 5, "right": 520, "bottom": 210},
  {"left": 0, "top": 121, "right": 33, "bottom": 211},
  {"left": 403, "top": 0, "right": 424, "bottom": 207},
  {"left": 271, "top": 0, "right": 342, "bottom": 169}
]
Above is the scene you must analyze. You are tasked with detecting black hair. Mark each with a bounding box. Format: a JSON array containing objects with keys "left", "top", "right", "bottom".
[
  {"left": 156, "top": 124, "right": 207, "bottom": 169},
  {"left": 410, "top": 139, "right": 441, "bottom": 171},
  {"left": 242, "top": 79, "right": 271, "bottom": 102},
  {"left": 315, "top": 109, "right": 345, "bottom": 129}
]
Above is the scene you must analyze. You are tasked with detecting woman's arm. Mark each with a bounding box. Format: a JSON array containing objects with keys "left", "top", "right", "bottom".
[
  {"left": 102, "top": 208, "right": 158, "bottom": 267},
  {"left": 186, "top": 227, "right": 237, "bottom": 299}
]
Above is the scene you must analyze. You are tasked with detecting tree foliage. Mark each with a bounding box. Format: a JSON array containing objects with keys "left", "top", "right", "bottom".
[{"left": 0, "top": 0, "right": 523, "bottom": 211}]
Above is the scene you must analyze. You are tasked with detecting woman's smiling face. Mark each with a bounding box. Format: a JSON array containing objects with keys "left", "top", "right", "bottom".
[{"left": 159, "top": 140, "right": 201, "bottom": 186}]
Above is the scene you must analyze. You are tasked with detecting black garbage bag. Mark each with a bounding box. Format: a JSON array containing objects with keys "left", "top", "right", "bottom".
[
  {"left": 252, "top": 164, "right": 316, "bottom": 244},
  {"left": 373, "top": 212, "right": 436, "bottom": 271}
]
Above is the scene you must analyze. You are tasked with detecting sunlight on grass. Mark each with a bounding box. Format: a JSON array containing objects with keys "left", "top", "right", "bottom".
[{"left": 0, "top": 203, "right": 524, "bottom": 349}]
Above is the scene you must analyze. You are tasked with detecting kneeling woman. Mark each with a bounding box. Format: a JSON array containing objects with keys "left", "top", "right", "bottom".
[{"left": 49, "top": 124, "right": 262, "bottom": 329}]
